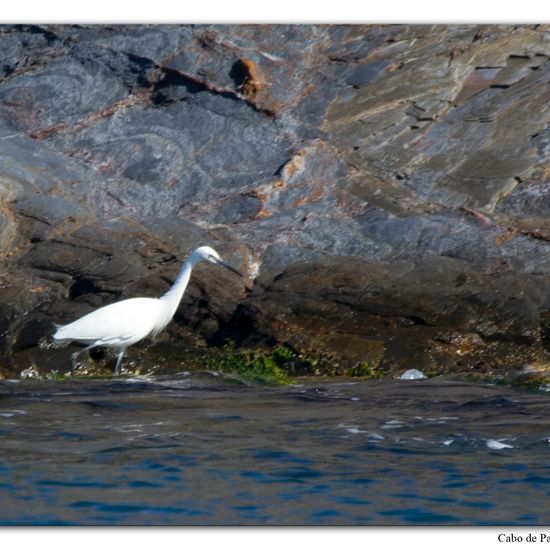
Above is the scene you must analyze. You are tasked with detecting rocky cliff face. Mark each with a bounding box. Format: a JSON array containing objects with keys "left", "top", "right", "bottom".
[{"left": 0, "top": 24, "right": 549, "bottom": 377}]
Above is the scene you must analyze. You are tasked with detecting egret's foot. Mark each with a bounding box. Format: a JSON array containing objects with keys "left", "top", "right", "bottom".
[
  {"left": 70, "top": 352, "right": 79, "bottom": 376},
  {"left": 114, "top": 350, "right": 125, "bottom": 376},
  {"left": 70, "top": 345, "right": 95, "bottom": 376}
]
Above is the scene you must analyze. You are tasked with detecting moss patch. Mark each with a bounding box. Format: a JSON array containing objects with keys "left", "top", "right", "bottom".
[
  {"left": 346, "top": 361, "right": 386, "bottom": 379},
  {"left": 200, "top": 346, "right": 304, "bottom": 385}
]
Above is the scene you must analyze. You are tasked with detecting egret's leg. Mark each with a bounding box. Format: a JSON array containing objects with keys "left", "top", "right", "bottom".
[
  {"left": 114, "top": 349, "right": 125, "bottom": 376},
  {"left": 70, "top": 344, "right": 96, "bottom": 375}
]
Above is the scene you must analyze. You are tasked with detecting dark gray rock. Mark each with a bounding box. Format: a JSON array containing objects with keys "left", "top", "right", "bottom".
[{"left": 0, "top": 24, "right": 549, "bottom": 377}]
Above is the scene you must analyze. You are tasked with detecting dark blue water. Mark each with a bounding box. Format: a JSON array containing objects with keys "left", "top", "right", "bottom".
[{"left": 1, "top": 373, "right": 549, "bottom": 525}]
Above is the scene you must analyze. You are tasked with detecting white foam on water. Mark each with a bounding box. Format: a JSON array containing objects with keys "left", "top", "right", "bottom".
[
  {"left": 380, "top": 419, "right": 404, "bottom": 430},
  {"left": 338, "top": 423, "right": 367, "bottom": 435},
  {"left": 346, "top": 427, "right": 364, "bottom": 434},
  {"left": 116, "top": 424, "right": 146, "bottom": 434},
  {"left": 0, "top": 409, "right": 27, "bottom": 418},
  {"left": 124, "top": 376, "right": 154, "bottom": 383},
  {"left": 486, "top": 439, "right": 513, "bottom": 450}
]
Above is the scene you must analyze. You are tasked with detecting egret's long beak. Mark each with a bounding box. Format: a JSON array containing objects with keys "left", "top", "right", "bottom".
[{"left": 217, "top": 259, "right": 244, "bottom": 278}]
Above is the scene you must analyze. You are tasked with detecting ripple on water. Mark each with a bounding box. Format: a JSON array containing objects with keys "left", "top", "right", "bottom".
[
  {"left": 37, "top": 479, "right": 116, "bottom": 489},
  {"left": 378, "top": 507, "right": 460, "bottom": 524},
  {"left": 1, "top": 376, "right": 550, "bottom": 525}
]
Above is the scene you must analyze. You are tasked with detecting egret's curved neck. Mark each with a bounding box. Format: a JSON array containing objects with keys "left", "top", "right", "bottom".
[{"left": 159, "top": 257, "right": 197, "bottom": 316}]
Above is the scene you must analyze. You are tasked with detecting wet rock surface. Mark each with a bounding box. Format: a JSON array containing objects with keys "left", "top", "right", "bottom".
[{"left": 0, "top": 24, "right": 549, "bottom": 377}]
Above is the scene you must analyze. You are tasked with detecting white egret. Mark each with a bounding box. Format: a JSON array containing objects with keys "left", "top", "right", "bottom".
[{"left": 53, "top": 246, "right": 242, "bottom": 375}]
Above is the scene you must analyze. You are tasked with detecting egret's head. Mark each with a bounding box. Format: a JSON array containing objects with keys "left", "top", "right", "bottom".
[
  {"left": 194, "top": 246, "right": 222, "bottom": 264},
  {"left": 192, "top": 246, "right": 243, "bottom": 278}
]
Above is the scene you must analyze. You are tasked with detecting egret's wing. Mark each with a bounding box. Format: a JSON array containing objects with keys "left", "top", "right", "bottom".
[{"left": 53, "top": 298, "right": 160, "bottom": 344}]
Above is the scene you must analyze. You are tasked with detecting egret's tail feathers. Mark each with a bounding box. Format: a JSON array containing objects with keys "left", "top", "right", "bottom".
[{"left": 53, "top": 323, "right": 67, "bottom": 340}]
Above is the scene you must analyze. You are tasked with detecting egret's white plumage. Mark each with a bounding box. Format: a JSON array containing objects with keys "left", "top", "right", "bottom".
[{"left": 53, "top": 246, "right": 241, "bottom": 375}]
